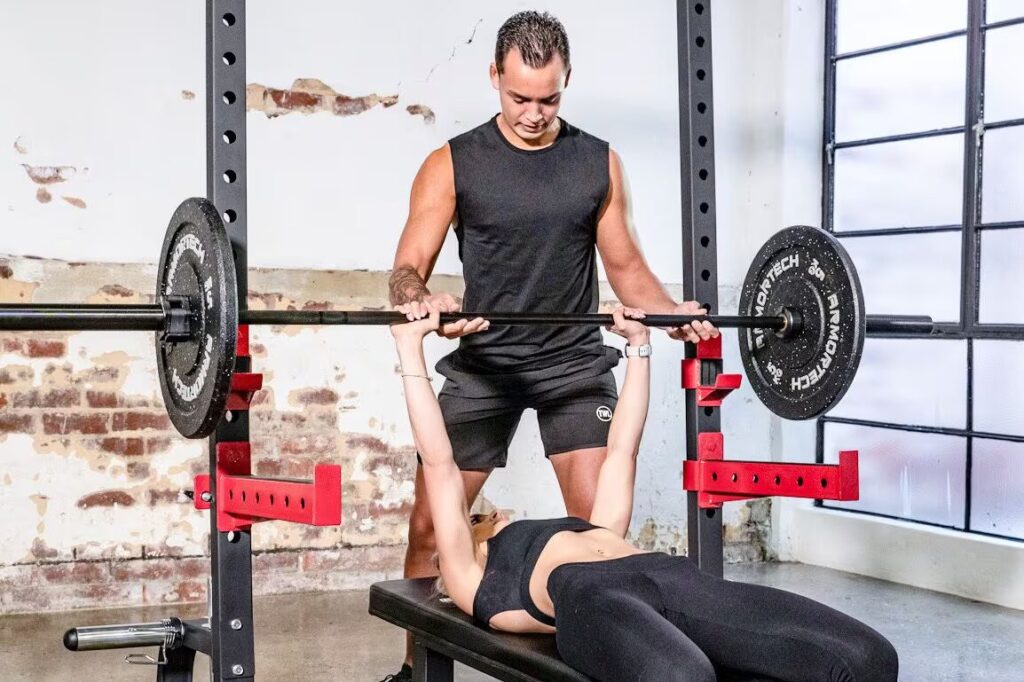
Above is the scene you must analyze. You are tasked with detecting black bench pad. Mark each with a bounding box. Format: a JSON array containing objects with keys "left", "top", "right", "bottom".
[
  {"left": 370, "top": 578, "right": 775, "bottom": 682},
  {"left": 369, "top": 578, "right": 588, "bottom": 682}
]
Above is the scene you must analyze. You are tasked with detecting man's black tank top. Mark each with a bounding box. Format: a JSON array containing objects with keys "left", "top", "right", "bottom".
[
  {"left": 446, "top": 115, "right": 610, "bottom": 373},
  {"left": 472, "top": 516, "right": 599, "bottom": 627}
]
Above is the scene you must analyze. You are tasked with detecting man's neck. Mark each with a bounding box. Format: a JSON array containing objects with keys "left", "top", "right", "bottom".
[{"left": 495, "top": 115, "right": 561, "bottom": 150}]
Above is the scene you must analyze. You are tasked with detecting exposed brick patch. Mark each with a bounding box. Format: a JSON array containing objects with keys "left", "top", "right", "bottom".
[
  {"left": 0, "top": 263, "right": 12, "bottom": 279},
  {"left": 146, "top": 489, "right": 184, "bottom": 506},
  {"left": 40, "top": 561, "right": 110, "bottom": 584},
  {"left": 294, "top": 388, "right": 338, "bottom": 405},
  {"left": 77, "top": 490, "right": 135, "bottom": 509},
  {"left": 406, "top": 104, "right": 436, "bottom": 124},
  {"left": 0, "top": 413, "right": 35, "bottom": 433},
  {"left": 111, "top": 411, "right": 171, "bottom": 432},
  {"left": 0, "top": 366, "right": 32, "bottom": 385},
  {"left": 91, "top": 437, "right": 145, "bottom": 456},
  {"left": 98, "top": 284, "right": 133, "bottom": 297},
  {"left": 81, "top": 366, "right": 122, "bottom": 384},
  {"left": 21, "top": 164, "right": 77, "bottom": 185},
  {"left": 31, "top": 538, "right": 59, "bottom": 560},
  {"left": 143, "top": 579, "right": 207, "bottom": 605},
  {"left": 247, "top": 78, "right": 398, "bottom": 119},
  {"left": 85, "top": 390, "right": 120, "bottom": 408},
  {"left": 111, "top": 557, "right": 206, "bottom": 582},
  {"left": 9, "top": 388, "right": 79, "bottom": 408},
  {"left": 126, "top": 461, "right": 151, "bottom": 480},
  {"left": 345, "top": 433, "right": 390, "bottom": 454},
  {"left": 43, "top": 413, "right": 108, "bottom": 435},
  {"left": 145, "top": 436, "right": 173, "bottom": 454},
  {"left": 26, "top": 339, "right": 65, "bottom": 358}
]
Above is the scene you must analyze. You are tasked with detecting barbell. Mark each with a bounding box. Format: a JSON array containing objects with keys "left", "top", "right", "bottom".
[{"left": 0, "top": 197, "right": 934, "bottom": 437}]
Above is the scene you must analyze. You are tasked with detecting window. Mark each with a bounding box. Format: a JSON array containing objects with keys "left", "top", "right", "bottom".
[{"left": 820, "top": 0, "right": 1024, "bottom": 540}]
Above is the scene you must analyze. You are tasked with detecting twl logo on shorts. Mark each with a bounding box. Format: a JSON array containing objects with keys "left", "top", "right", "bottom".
[{"left": 595, "top": 406, "right": 613, "bottom": 422}]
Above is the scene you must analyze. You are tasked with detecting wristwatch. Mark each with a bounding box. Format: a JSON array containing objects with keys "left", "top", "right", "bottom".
[{"left": 624, "top": 342, "right": 652, "bottom": 358}]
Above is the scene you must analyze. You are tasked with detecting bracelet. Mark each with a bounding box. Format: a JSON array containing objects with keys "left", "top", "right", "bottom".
[{"left": 400, "top": 373, "right": 433, "bottom": 382}]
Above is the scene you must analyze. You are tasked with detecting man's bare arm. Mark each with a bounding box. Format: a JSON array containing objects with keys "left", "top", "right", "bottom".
[
  {"left": 597, "top": 149, "right": 716, "bottom": 342},
  {"left": 389, "top": 145, "right": 455, "bottom": 305}
]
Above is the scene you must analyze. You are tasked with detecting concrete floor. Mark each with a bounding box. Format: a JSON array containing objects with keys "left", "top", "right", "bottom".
[{"left": 2, "top": 563, "right": 1022, "bottom": 681}]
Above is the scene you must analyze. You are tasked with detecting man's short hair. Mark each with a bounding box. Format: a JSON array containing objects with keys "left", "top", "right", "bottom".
[{"left": 494, "top": 11, "right": 570, "bottom": 74}]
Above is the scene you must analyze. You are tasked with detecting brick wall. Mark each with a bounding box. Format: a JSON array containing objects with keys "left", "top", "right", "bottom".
[{"left": 0, "top": 255, "right": 769, "bottom": 615}]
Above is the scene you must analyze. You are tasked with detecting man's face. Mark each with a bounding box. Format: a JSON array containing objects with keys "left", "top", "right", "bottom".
[{"left": 490, "top": 48, "right": 570, "bottom": 142}]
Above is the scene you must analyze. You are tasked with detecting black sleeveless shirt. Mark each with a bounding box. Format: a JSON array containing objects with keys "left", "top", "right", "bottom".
[
  {"left": 472, "top": 516, "right": 599, "bottom": 627},
  {"left": 445, "top": 116, "right": 610, "bottom": 373}
]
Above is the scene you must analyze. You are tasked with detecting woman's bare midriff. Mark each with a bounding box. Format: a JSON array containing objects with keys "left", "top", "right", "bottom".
[{"left": 528, "top": 527, "right": 650, "bottom": 621}]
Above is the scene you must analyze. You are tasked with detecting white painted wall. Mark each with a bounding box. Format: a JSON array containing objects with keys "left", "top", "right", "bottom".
[
  {"left": 1, "top": 1, "right": 796, "bottom": 549},
  {"left": 12, "top": 1, "right": 1015, "bottom": 605}
]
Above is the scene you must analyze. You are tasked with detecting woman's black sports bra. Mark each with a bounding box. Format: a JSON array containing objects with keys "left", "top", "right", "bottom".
[{"left": 471, "top": 516, "right": 598, "bottom": 627}]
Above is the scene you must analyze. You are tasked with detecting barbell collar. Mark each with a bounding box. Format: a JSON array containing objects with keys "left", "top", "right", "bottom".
[{"left": 0, "top": 303, "right": 165, "bottom": 332}]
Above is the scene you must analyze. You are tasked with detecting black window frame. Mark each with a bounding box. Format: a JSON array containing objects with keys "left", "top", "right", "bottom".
[{"left": 818, "top": 0, "right": 1024, "bottom": 542}]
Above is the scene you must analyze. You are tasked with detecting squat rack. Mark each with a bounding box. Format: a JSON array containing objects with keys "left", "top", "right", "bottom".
[{"left": 58, "top": 0, "right": 850, "bottom": 679}]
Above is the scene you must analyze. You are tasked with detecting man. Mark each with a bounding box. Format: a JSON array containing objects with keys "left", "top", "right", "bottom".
[{"left": 381, "top": 11, "right": 717, "bottom": 681}]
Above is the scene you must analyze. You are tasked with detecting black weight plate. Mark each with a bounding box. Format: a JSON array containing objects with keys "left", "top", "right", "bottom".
[
  {"left": 738, "top": 225, "right": 865, "bottom": 420},
  {"left": 155, "top": 198, "right": 237, "bottom": 438}
]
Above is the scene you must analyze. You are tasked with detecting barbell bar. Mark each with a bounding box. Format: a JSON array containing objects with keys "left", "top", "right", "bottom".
[
  {"left": 0, "top": 197, "right": 935, "bottom": 436},
  {"left": 0, "top": 304, "right": 933, "bottom": 336}
]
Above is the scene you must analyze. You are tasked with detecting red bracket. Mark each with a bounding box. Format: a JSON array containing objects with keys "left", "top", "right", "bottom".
[
  {"left": 683, "top": 432, "right": 859, "bottom": 509},
  {"left": 681, "top": 336, "right": 742, "bottom": 407},
  {"left": 194, "top": 442, "right": 342, "bottom": 532}
]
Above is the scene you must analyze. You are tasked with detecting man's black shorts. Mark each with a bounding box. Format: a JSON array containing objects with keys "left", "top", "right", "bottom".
[{"left": 433, "top": 347, "right": 621, "bottom": 470}]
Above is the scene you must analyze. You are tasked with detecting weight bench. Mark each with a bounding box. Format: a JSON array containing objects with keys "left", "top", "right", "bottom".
[
  {"left": 369, "top": 578, "right": 777, "bottom": 682},
  {"left": 369, "top": 578, "right": 588, "bottom": 682}
]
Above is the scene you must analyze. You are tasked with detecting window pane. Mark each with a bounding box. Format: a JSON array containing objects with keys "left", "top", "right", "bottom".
[
  {"left": 973, "top": 340, "right": 1024, "bottom": 436},
  {"left": 979, "top": 229, "right": 1024, "bottom": 323},
  {"left": 834, "top": 135, "right": 963, "bottom": 230},
  {"left": 823, "top": 423, "right": 966, "bottom": 527},
  {"left": 819, "top": 421, "right": 962, "bottom": 522},
  {"left": 981, "top": 126, "right": 1024, "bottom": 223},
  {"left": 832, "top": 339, "right": 966, "bottom": 428},
  {"left": 970, "top": 439, "right": 1024, "bottom": 539},
  {"left": 986, "top": 0, "right": 1024, "bottom": 24},
  {"left": 837, "top": 0, "right": 966, "bottom": 53},
  {"left": 836, "top": 38, "right": 965, "bottom": 141},
  {"left": 839, "top": 232, "right": 962, "bottom": 322},
  {"left": 984, "top": 26, "right": 1024, "bottom": 122}
]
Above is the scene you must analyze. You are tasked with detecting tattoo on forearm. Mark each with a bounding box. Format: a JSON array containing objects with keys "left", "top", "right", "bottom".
[{"left": 389, "top": 265, "right": 431, "bottom": 305}]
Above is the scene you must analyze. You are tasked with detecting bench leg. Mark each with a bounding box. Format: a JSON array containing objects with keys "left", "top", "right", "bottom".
[{"left": 413, "top": 637, "right": 454, "bottom": 682}]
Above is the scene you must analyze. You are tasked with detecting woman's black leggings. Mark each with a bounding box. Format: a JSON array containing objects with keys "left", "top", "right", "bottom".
[{"left": 547, "top": 553, "right": 898, "bottom": 682}]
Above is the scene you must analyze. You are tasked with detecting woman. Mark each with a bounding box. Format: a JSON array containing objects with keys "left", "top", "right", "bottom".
[{"left": 392, "top": 302, "right": 898, "bottom": 681}]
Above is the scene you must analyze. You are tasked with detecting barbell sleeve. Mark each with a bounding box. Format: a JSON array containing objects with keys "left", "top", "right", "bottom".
[
  {"left": 0, "top": 304, "right": 165, "bottom": 331},
  {"left": 864, "top": 314, "right": 935, "bottom": 335}
]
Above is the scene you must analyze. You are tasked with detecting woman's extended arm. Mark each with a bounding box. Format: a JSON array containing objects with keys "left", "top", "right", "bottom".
[
  {"left": 588, "top": 308, "right": 651, "bottom": 536},
  {"left": 391, "top": 305, "right": 489, "bottom": 613}
]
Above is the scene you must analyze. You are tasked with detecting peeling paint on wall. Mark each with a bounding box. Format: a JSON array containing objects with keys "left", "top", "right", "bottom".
[
  {"left": 406, "top": 104, "right": 436, "bottom": 124},
  {"left": 13, "top": 137, "right": 29, "bottom": 154},
  {"left": 61, "top": 196, "right": 87, "bottom": 209},
  {"left": 35, "top": 188, "right": 52, "bottom": 204},
  {"left": 246, "top": 78, "right": 399, "bottom": 119},
  {"left": 181, "top": 90, "right": 196, "bottom": 100},
  {"left": 21, "top": 165, "right": 78, "bottom": 185}
]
